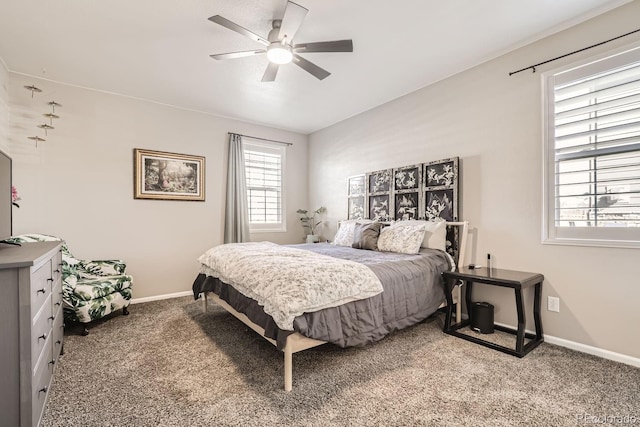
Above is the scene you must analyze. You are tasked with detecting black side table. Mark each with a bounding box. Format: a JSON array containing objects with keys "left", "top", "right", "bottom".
[{"left": 442, "top": 267, "right": 544, "bottom": 357}]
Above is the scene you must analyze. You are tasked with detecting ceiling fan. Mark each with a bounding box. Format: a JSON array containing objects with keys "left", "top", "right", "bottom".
[{"left": 208, "top": 1, "right": 353, "bottom": 82}]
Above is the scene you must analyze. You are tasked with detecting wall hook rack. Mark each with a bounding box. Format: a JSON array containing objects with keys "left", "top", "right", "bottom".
[
  {"left": 48, "top": 101, "right": 62, "bottom": 113},
  {"left": 43, "top": 113, "right": 59, "bottom": 125},
  {"left": 37, "top": 123, "right": 55, "bottom": 136},
  {"left": 24, "top": 85, "right": 42, "bottom": 97},
  {"left": 28, "top": 136, "right": 46, "bottom": 147}
]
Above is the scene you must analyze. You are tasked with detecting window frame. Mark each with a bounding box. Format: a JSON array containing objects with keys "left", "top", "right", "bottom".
[
  {"left": 243, "top": 139, "right": 287, "bottom": 233},
  {"left": 542, "top": 41, "right": 640, "bottom": 249}
]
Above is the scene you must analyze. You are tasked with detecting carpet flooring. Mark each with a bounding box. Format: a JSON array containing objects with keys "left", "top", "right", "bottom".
[{"left": 42, "top": 296, "right": 639, "bottom": 426}]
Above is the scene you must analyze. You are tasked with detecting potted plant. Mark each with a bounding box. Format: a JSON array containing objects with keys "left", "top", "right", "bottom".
[{"left": 296, "top": 207, "right": 326, "bottom": 243}]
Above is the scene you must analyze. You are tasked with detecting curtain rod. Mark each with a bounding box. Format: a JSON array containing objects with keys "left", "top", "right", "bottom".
[
  {"left": 509, "top": 27, "right": 640, "bottom": 76},
  {"left": 228, "top": 132, "right": 293, "bottom": 146}
]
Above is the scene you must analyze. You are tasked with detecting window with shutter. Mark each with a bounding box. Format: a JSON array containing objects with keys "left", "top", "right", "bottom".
[
  {"left": 543, "top": 42, "right": 640, "bottom": 248},
  {"left": 243, "top": 139, "right": 287, "bottom": 232}
]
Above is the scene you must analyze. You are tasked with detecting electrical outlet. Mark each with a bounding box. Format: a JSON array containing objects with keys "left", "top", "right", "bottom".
[{"left": 548, "top": 296, "right": 560, "bottom": 312}]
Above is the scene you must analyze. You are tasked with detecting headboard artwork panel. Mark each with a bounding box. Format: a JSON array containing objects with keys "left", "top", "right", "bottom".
[
  {"left": 347, "top": 174, "right": 366, "bottom": 220},
  {"left": 424, "top": 157, "right": 458, "bottom": 222},
  {"left": 393, "top": 164, "right": 421, "bottom": 221},
  {"left": 365, "top": 169, "right": 393, "bottom": 221},
  {"left": 354, "top": 156, "right": 460, "bottom": 258}
]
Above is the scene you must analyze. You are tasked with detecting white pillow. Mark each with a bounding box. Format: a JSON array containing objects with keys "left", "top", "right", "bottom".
[
  {"left": 392, "top": 220, "right": 446, "bottom": 251},
  {"left": 377, "top": 223, "right": 426, "bottom": 254},
  {"left": 333, "top": 221, "right": 357, "bottom": 246}
]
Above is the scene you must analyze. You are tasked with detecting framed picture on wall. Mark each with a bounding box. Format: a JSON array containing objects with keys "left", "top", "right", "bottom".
[
  {"left": 366, "top": 169, "right": 392, "bottom": 194},
  {"left": 394, "top": 191, "right": 419, "bottom": 221},
  {"left": 369, "top": 194, "right": 391, "bottom": 221},
  {"left": 394, "top": 164, "right": 421, "bottom": 191},
  {"left": 134, "top": 148, "right": 205, "bottom": 201},
  {"left": 425, "top": 157, "right": 458, "bottom": 188}
]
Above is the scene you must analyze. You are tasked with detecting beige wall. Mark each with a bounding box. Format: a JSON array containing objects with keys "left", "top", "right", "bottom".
[
  {"left": 8, "top": 74, "right": 308, "bottom": 299},
  {"left": 309, "top": 2, "right": 640, "bottom": 359}
]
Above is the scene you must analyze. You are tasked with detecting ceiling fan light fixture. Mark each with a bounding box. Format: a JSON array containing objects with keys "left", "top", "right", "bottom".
[{"left": 267, "top": 42, "right": 293, "bottom": 65}]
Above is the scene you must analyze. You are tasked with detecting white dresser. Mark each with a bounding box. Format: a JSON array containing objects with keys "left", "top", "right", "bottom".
[{"left": 0, "top": 241, "right": 64, "bottom": 427}]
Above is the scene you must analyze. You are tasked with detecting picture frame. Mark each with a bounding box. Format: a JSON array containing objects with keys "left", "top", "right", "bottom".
[
  {"left": 394, "top": 191, "right": 420, "bottom": 221},
  {"left": 348, "top": 195, "right": 366, "bottom": 220},
  {"left": 394, "top": 164, "right": 421, "bottom": 191},
  {"left": 369, "top": 194, "right": 391, "bottom": 221},
  {"left": 425, "top": 157, "right": 458, "bottom": 188},
  {"left": 348, "top": 174, "right": 366, "bottom": 196},
  {"left": 366, "top": 169, "right": 392, "bottom": 194},
  {"left": 134, "top": 148, "right": 205, "bottom": 201},
  {"left": 425, "top": 188, "right": 456, "bottom": 222}
]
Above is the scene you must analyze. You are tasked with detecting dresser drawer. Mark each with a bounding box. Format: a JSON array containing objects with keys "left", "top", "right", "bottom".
[
  {"left": 52, "top": 250, "right": 63, "bottom": 285},
  {"left": 31, "top": 295, "right": 53, "bottom": 374},
  {"left": 52, "top": 306, "right": 64, "bottom": 365},
  {"left": 52, "top": 280, "right": 64, "bottom": 313},
  {"left": 30, "top": 261, "right": 53, "bottom": 319},
  {"left": 32, "top": 337, "right": 54, "bottom": 427}
]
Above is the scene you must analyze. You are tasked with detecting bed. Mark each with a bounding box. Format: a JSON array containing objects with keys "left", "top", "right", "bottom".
[{"left": 192, "top": 220, "right": 468, "bottom": 391}]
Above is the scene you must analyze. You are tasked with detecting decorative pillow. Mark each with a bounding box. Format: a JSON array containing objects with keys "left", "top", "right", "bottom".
[
  {"left": 333, "top": 221, "right": 357, "bottom": 246},
  {"left": 352, "top": 222, "right": 382, "bottom": 251},
  {"left": 392, "top": 220, "right": 446, "bottom": 251},
  {"left": 377, "top": 223, "right": 426, "bottom": 254},
  {"left": 422, "top": 220, "right": 447, "bottom": 251}
]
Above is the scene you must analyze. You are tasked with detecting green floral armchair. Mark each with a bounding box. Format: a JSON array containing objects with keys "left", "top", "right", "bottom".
[{"left": 7, "top": 234, "right": 133, "bottom": 335}]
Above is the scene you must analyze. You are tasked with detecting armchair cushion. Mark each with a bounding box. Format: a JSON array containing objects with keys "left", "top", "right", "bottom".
[{"left": 6, "top": 233, "right": 133, "bottom": 324}]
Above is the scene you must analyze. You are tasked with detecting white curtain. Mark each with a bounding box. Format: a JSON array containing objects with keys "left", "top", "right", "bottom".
[{"left": 224, "top": 134, "right": 250, "bottom": 243}]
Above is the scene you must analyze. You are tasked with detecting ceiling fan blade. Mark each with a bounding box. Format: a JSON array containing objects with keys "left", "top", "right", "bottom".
[
  {"left": 293, "top": 54, "right": 330, "bottom": 80},
  {"left": 294, "top": 39, "right": 353, "bottom": 53},
  {"left": 210, "top": 49, "right": 266, "bottom": 60},
  {"left": 208, "top": 15, "right": 269, "bottom": 46},
  {"left": 262, "top": 63, "right": 280, "bottom": 82},
  {"left": 277, "top": 1, "right": 308, "bottom": 42}
]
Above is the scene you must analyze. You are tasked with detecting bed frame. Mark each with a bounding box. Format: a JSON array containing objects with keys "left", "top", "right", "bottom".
[{"left": 202, "top": 220, "right": 469, "bottom": 391}]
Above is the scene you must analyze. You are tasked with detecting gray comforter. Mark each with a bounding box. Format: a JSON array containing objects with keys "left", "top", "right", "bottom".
[{"left": 192, "top": 243, "right": 450, "bottom": 349}]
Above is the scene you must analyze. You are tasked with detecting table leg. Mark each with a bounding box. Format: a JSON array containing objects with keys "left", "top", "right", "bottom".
[
  {"left": 533, "top": 282, "right": 543, "bottom": 340},
  {"left": 443, "top": 277, "right": 454, "bottom": 331},
  {"left": 514, "top": 288, "right": 526, "bottom": 353},
  {"left": 465, "top": 280, "right": 473, "bottom": 324}
]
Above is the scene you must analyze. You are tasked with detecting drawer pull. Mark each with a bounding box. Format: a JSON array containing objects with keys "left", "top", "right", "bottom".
[
  {"left": 56, "top": 340, "right": 62, "bottom": 345},
  {"left": 39, "top": 386, "right": 48, "bottom": 394},
  {"left": 55, "top": 302, "right": 62, "bottom": 307},
  {"left": 37, "top": 288, "right": 46, "bottom": 294},
  {"left": 49, "top": 359, "right": 56, "bottom": 366},
  {"left": 49, "top": 315, "right": 55, "bottom": 321},
  {"left": 38, "top": 333, "right": 47, "bottom": 341},
  {"left": 47, "top": 278, "right": 54, "bottom": 282},
  {"left": 55, "top": 268, "right": 61, "bottom": 273}
]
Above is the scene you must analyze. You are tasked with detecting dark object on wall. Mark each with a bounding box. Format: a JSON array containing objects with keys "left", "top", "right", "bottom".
[
  {"left": 471, "top": 302, "right": 494, "bottom": 334},
  {"left": 355, "top": 156, "right": 460, "bottom": 258},
  {"left": 133, "top": 148, "right": 206, "bottom": 201},
  {"left": 0, "top": 149, "right": 12, "bottom": 242}
]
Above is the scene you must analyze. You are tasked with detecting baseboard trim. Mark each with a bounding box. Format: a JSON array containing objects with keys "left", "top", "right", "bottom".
[
  {"left": 543, "top": 335, "right": 640, "bottom": 368},
  {"left": 494, "top": 321, "right": 640, "bottom": 368},
  {"left": 130, "top": 291, "right": 192, "bottom": 305}
]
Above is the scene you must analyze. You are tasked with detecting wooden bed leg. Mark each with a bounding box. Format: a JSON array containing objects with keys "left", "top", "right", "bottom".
[
  {"left": 203, "top": 292, "right": 208, "bottom": 312},
  {"left": 284, "top": 344, "right": 293, "bottom": 392}
]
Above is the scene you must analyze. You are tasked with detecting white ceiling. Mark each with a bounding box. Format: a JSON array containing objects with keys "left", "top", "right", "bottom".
[{"left": 0, "top": 0, "right": 631, "bottom": 134}]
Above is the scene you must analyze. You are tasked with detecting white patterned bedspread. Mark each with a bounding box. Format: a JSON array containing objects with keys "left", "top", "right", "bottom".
[{"left": 198, "top": 242, "right": 383, "bottom": 330}]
